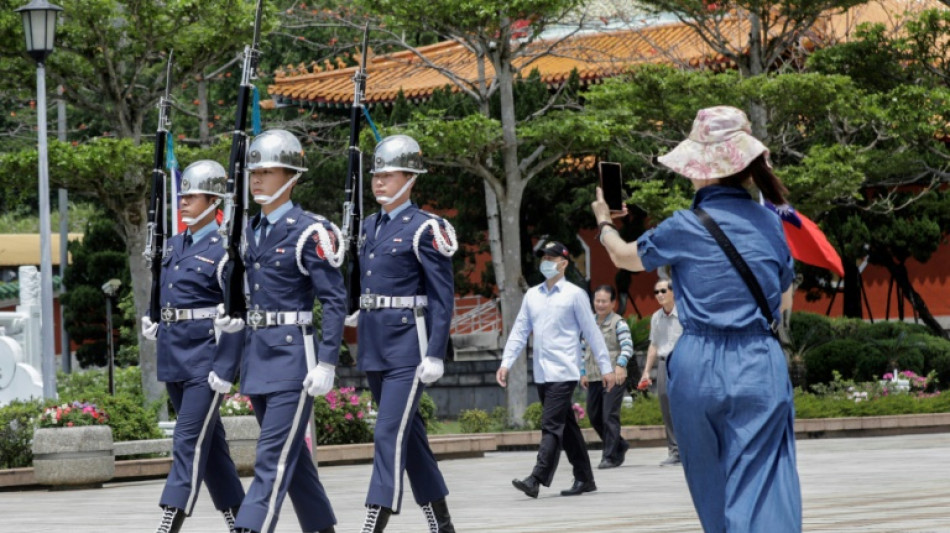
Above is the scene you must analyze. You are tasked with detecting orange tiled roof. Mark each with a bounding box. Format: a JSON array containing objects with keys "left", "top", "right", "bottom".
[{"left": 267, "top": 0, "right": 940, "bottom": 108}]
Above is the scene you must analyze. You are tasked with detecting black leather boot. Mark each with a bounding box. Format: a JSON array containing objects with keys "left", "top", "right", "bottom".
[
  {"left": 361, "top": 504, "right": 392, "bottom": 533},
  {"left": 155, "top": 506, "right": 185, "bottom": 533},
  {"left": 222, "top": 506, "right": 239, "bottom": 533},
  {"left": 421, "top": 499, "right": 456, "bottom": 533}
]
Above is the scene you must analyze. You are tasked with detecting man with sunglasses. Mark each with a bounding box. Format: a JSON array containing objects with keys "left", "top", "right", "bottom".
[{"left": 638, "top": 279, "right": 683, "bottom": 466}]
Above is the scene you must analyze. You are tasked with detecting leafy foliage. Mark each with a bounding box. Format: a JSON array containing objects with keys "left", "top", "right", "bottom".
[
  {"left": 0, "top": 399, "right": 41, "bottom": 468},
  {"left": 313, "top": 386, "right": 374, "bottom": 445}
]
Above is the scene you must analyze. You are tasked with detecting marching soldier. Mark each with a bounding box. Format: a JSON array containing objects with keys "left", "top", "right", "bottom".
[
  {"left": 141, "top": 160, "right": 245, "bottom": 533},
  {"left": 356, "top": 135, "right": 458, "bottom": 533},
  {"left": 230, "top": 129, "right": 345, "bottom": 533}
]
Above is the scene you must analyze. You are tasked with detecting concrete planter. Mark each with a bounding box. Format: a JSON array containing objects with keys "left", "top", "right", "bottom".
[
  {"left": 221, "top": 415, "right": 259, "bottom": 476},
  {"left": 32, "top": 425, "right": 114, "bottom": 488}
]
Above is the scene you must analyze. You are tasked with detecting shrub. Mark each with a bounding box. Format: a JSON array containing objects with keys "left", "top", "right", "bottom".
[
  {"left": 804, "top": 338, "right": 864, "bottom": 385},
  {"left": 788, "top": 311, "right": 834, "bottom": 350},
  {"left": 458, "top": 409, "right": 493, "bottom": 433},
  {"left": 913, "top": 334, "right": 950, "bottom": 388},
  {"left": 38, "top": 401, "right": 109, "bottom": 427},
  {"left": 619, "top": 394, "right": 664, "bottom": 426},
  {"left": 314, "top": 387, "right": 373, "bottom": 445},
  {"left": 418, "top": 392, "right": 439, "bottom": 432},
  {"left": 489, "top": 406, "right": 508, "bottom": 429},
  {"left": 523, "top": 402, "right": 544, "bottom": 430},
  {"left": 98, "top": 394, "right": 162, "bottom": 442},
  {"left": 0, "top": 399, "right": 41, "bottom": 469}
]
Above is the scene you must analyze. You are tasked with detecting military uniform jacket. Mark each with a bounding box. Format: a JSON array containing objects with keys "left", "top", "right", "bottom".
[
  {"left": 241, "top": 204, "right": 346, "bottom": 395},
  {"left": 154, "top": 231, "right": 242, "bottom": 383},
  {"left": 357, "top": 203, "right": 455, "bottom": 371}
]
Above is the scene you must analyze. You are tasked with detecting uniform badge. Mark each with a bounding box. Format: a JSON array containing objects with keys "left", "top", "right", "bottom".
[
  {"left": 314, "top": 231, "right": 337, "bottom": 260},
  {"left": 286, "top": 217, "right": 296, "bottom": 224},
  {"left": 393, "top": 238, "right": 403, "bottom": 243},
  {"left": 275, "top": 248, "right": 286, "bottom": 254},
  {"left": 195, "top": 255, "right": 215, "bottom": 264},
  {"left": 433, "top": 227, "right": 452, "bottom": 249},
  {"left": 402, "top": 216, "right": 411, "bottom": 222}
]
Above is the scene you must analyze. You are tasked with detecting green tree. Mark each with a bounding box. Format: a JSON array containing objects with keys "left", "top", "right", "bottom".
[
  {"left": 0, "top": 0, "right": 264, "bottom": 407},
  {"left": 355, "top": 0, "right": 615, "bottom": 424}
]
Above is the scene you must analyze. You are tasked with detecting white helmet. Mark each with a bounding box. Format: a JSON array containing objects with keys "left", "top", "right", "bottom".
[
  {"left": 180, "top": 160, "right": 227, "bottom": 197},
  {"left": 247, "top": 129, "right": 307, "bottom": 173},
  {"left": 371, "top": 134, "right": 427, "bottom": 174}
]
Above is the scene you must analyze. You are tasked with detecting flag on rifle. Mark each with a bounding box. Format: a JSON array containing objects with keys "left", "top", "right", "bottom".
[
  {"left": 166, "top": 134, "right": 185, "bottom": 235},
  {"left": 764, "top": 201, "right": 844, "bottom": 277}
]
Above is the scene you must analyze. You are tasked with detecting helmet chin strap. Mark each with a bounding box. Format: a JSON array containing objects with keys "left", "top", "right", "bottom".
[
  {"left": 182, "top": 199, "right": 222, "bottom": 226},
  {"left": 375, "top": 175, "right": 417, "bottom": 206},
  {"left": 254, "top": 174, "right": 300, "bottom": 205}
]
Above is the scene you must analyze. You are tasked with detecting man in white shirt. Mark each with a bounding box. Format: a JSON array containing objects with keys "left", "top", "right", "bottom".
[
  {"left": 496, "top": 241, "right": 617, "bottom": 498},
  {"left": 638, "top": 279, "right": 684, "bottom": 466}
]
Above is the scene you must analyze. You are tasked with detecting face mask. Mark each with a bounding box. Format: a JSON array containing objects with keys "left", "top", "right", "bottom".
[
  {"left": 375, "top": 175, "right": 417, "bottom": 205},
  {"left": 254, "top": 174, "right": 300, "bottom": 205},
  {"left": 181, "top": 198, "right": 221, "bottom": 226},
  {"left": 539, "top": 260, "right": 560, "bottom": 280}
]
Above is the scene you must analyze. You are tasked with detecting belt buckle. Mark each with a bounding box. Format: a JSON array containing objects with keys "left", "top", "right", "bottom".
[
  {"left": 160, "top": 307, "right": 177, "bottom": 324},
  {"left": 360, "top": 294, "right": 377, "bottom": 310},
  {"left": 176, "top": 309, "right": 190, "bottom": 321},
  {"left": 247, "top": 309, "right": 266, "bottom": 329}
]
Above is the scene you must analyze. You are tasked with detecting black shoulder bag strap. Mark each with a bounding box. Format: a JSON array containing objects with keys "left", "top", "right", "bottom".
[{"left": 694, "top": 207, "right": 780, "bottom": 339}]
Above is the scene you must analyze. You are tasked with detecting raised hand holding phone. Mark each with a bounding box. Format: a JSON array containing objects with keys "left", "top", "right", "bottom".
[{"left": 598, "top": 161, "right": 625, "bottom": 212}]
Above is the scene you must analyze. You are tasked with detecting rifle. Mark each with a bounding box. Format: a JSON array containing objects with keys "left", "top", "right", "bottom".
[
  {"left": 341, "top": 24, "right": 371, "bottom": 314},
  {"left": 143, "top": 51, "right": 174, "bottom": 323},
  {"left": 219, "top": 0, "right": 265, "bottom": 319}
]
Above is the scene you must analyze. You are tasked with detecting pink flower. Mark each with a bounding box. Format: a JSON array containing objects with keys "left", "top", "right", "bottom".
[
  {"left": 349, "top": 395, "right": 359, "bottom": 405},
  {"left": 357, "top": 411, "right": 364, "bottom": 419},
  {"left": 344, "top": 413, "right": 353, "bottom": 420}
]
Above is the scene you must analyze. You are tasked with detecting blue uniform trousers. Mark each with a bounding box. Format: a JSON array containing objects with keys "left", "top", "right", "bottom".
[
  {"left": 668, "top": 331, "right": 802, "bottom": 533},
  {"left": 532, "top": 381, "right": 594, "bottom": 486},
  {"left": 586, "top": 381, "right": 628, "bottom": 464},
  {"left": 161, "top": 377, "right": 244, "bottom": 514},
  {"left": 235, "top": 391, "right": 335, "bottom": 533},
  {"left": 365, "top": 366, "right": 448, "bottom": 512}
]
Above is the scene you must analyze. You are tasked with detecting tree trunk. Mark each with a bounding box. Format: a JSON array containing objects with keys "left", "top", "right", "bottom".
[
  {"left": 841, "top": 258, "right": 863, "bottom": 319},
  {"left": 888, "top": 262, "right": 948, "bottom": 339},
  {"left": 198, "top": 79, "right": 210, "bottom": 147},
  {"left": 745, "top": 12, "right": 769, "bottom": 139}
]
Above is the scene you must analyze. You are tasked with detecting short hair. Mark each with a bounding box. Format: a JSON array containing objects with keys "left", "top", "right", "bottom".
[
  {"left": 655, "top": 279, "right": 673, "bottom": 292},
  {"left": 593, "top": 285, "right": 617, "bottom": 301}
]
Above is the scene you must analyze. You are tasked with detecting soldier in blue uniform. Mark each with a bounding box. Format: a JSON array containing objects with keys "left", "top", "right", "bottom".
[
  {"left": 356, "top": 135, "right": 458, "bottom": 533},
  {"left": 141, "top": 160, "right": 245, "bottom": 533},
  {"left": 228, "top": 129, "right": 345, "bottom": 533}
]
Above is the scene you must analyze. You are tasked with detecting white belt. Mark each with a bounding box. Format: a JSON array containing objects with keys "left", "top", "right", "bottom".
[
  {"left": 359, "top": 294, "right": 428, "bottom": 311},
  {"left": 246, "top": 310, "right": 313, "bottom": 329},
  {"left": 161, "top": 306, "right": 217, "bottom": 323}
]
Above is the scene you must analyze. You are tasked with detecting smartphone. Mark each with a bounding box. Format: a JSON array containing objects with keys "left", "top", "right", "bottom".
[{"left": 598, "top": 161, "right": 624, "bottom": 212}]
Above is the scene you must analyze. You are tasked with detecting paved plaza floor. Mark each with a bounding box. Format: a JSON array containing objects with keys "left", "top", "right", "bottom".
[{"left": 2, "top": 432, "right": 949, "bottom": 532}]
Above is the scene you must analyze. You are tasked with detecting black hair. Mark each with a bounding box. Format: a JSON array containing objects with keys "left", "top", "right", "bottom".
[
  {"left": 593, "top": 284, "right": 617, "bottom": 301},
  {"left": 718, "top": 154, "right": 788, "bottom": 205}
]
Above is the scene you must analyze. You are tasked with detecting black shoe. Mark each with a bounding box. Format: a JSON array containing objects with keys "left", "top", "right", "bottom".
[
  {"left": 616, "top": 440, "right": 630, "bottom": 467},
  {"left": 361, "top": 505, "right": 392, "bottom": 533},
  {"left": 511, "top": 476, "right": 540, "bottom": 498},
  {"left": 560, "top": 479, "right": 597, "bottom": 496},
  {"left": 597, "top": 459, "right": 619, "bottom": 469},
  {"left": 315, "top": 527, "right": 335, "bottom": 533},
  {"left": 155, "top": 506, "right": 185, "bottom": 533},
  {"left": 421, "top": 499, "right": 456, "bottom": 533}
]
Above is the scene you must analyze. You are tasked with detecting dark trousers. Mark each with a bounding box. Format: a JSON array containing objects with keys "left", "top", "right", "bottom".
[
  {"left": 586, "top": 381, "right": 628, "bottom": 463},
  {"left": 531, "top": 381, "right": 593, "bottom": 486},
  {"left": 162, "top": 377, "right": 244, "bottom": 514},
  {"left": 366, "top": 366, "right": 448, "bottom": 512},
  {"left": 235, "top": 390, "right": 336, "bottom": 533}
]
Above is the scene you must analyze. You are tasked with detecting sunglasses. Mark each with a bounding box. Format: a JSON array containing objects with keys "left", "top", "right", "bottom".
[{"left": 654, "top": 289, "right": 669, "bottom": 295}]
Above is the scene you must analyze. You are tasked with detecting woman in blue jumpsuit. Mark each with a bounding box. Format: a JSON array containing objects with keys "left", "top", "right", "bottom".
[{"left": 592, "top": 106, "right": 802, "bottom": 532}]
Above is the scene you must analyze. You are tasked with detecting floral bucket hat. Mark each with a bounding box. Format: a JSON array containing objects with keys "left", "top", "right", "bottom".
[{"left": 657, "top": 106, "right": 769, "bottom": 181}]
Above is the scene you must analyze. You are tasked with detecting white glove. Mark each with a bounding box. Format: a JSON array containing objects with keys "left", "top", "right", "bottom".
[
  {"left": 344, "top": 310, "right": 360, "bottom": 328},
  {"left": 214, "top": 303, "right": 245, "bottom": 334},
  {"left": 418, "top": 357, "right": 444, "bottom": 384},
  {"left": 141, "top": 316, "right": 158, "bottom": 341},
  {"left": 208, "top": 371, "right": 233, "bottom": 394},
  {"left": 302, "top": 362, "right": 335, "bottom": 397}
]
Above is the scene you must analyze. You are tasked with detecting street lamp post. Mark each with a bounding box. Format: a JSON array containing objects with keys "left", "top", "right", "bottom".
[
  {"left": 101, "top": 279, "right": 122, "bottom": 396},
  {"left": 16, "top": 0, "right": 64, "bottom": 399}
]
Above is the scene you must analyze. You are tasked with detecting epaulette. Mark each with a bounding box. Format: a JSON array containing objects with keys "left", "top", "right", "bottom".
[{"left": 301, "top": 210, "right": 327, "bottom": 223}]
